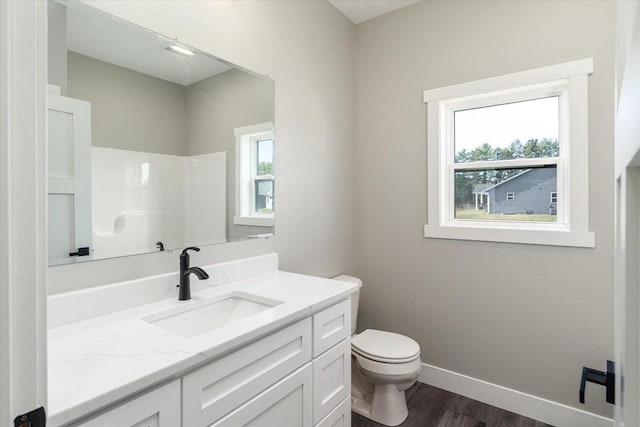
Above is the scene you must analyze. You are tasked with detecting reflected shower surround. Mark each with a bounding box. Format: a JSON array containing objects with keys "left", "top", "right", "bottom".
[{"left": 91, "top": 147, "right": 226, "bottom": 259}]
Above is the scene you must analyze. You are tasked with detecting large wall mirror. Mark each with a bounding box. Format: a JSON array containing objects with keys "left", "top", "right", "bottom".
[{"left": 47, "top": 0, "right": 275, "bottom": 266}]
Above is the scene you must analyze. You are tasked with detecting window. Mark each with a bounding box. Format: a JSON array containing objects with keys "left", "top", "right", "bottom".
[
  {"left": 424, "top": 59, "right": 594, "bottom": 247},
  {"left": 234, "top": 122, "right": 274, "bottom": 227}
]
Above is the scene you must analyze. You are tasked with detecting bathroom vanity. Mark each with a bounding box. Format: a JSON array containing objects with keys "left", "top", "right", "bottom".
[{"left": 47, "top": 254, "right": 358, "bottom": 426}]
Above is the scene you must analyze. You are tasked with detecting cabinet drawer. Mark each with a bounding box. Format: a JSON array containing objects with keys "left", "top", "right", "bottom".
[
  {"left": 313, "top": 299, "right": 350, "bottom": 357},
  {"left": 212, "top": 363, "right": 313, "bottom": 427},
  {"left": 313, "top": 338, "right": 351, "bottom": 424},
  {"left": 183, "top": 318, "right": 312, "bottom": 427},
  {"left": 316, "top": 396, "right": 350, "bottom": 427},
  {"left": 70, "top": 380, "right": 180, "bottom": 427}
]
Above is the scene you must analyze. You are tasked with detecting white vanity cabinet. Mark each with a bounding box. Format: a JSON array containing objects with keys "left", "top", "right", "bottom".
[
  {"left": 182, "top": 318, "right": 312, "bottom": 426},
  {"left": 181, "top": 299, "right": 352, "bottom": 427},
  {"left": 316, "top": 397, "right": 351, "bottom": 427},
  {"left": 70, "top": 380, "right": 180, "bottom": 427},
  {"left": 64, "top": 298, "right": 352, "bottom": 427},
  {"left": 212, "top": 364, "right": 314, "bottom": 426},
  {"left": 313, "top": 339, "right": 351, "bottom": 424},
  {"left": 312, "top": 299, "right": 350, "bottom": 357},
  {"left": 312, "top": 299, "right": 352, "bottom": 426}
]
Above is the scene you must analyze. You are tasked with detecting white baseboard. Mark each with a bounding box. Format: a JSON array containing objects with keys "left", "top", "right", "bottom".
[{"left": 418, "top": 363, "right": 613, "bottom": 427}]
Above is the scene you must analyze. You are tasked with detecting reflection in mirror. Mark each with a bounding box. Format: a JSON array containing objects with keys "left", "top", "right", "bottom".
[{"left": 47, "top": 0, "right": 274, "bottom": 266}]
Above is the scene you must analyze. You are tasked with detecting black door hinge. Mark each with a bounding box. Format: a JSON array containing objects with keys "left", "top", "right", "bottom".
[
  {"left": 580, "top": 360, "right": 615, "bottom": 405},
  {"left": 14, "top": 407, "right": 46, "bottom": 427}
]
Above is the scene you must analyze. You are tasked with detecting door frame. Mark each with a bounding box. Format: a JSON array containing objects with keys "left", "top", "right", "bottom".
[
  {"left": 615, "top": 168, "right": 640, "bottom": 426},
  {"left": 614, "top": 1, "right": 640, "bottom": 425},
  {"left": 0, "top": 0, "right": 48, "bottom": 424}
]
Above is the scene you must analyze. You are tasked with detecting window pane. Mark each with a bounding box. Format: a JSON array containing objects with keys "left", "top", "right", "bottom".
[
  {"left": 454, "top": 165, "right": 557, "bottom": 222},
  {"left": 254, "top": 179, "right": 274, "bottom": 213},
  {"left": 257, "top": 139, "right": 274, "bottom": 175},
  {"left": 454, "top": 97, "right": 559, "bottom": 163}
]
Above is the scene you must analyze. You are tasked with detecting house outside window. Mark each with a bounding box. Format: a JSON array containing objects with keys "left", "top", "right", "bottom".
[
  {"left": 234, "top": 122, "right": 274, "bottom": 227},
  {"left": 423, "top": 59, "right": 594, "bottom": 247}
]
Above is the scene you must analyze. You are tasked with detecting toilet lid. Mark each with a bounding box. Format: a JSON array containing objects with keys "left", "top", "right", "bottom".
[{"left": 351, "top": 329, "right": 420, "bottom": 363}]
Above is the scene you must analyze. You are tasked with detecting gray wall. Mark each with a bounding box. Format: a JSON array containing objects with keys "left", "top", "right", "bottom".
[
  {"left": 67, "top": 51, "right": 188, "bottom": 156},
  {"left": 354, "top": 0, "right": 614, "bottom": 418},
  {"left": 48, "top": 0, "right": 355, "bottom": 293},
  {"left": 186, "top": 68, "right": 274, "bottom": 239}
]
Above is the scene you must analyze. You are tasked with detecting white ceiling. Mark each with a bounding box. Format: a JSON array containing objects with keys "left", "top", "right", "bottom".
[
  {"left": 65, "top": 1, "right": 232, "bottom": 86},
  {"left": 328, "top": 0, "right": 421, "bottom": 24}
]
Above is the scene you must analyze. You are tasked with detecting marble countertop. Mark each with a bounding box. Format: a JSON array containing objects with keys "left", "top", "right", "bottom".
[{"left": 48, "top": 269, "right": 358, "bottom": 426}]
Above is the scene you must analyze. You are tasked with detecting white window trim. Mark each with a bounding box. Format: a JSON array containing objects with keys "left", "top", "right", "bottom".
[
  {"left": 551, "top": 192, "right": 558, "bottom": 203},
  {"left": 506, "top": 192, "right": 515, "bottom": 201},
  {"left": 424, "top": 58, "right": 595, "bottom": 248},
  {"left": 234, "top": 122, "right": 274, "bottom": 227}
]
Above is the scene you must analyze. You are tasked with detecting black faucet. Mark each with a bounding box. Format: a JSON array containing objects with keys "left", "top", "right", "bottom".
[{"left": 178, "top": 247, "right": 209, "bottom": 301}]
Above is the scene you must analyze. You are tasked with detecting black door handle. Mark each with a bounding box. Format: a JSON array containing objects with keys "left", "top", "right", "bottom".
[
  {"left": 69, "top": 247, "right": 90, "bottom": 257},
  {"left": 580, "top": 360, "right": 615, "bottom": 404}
]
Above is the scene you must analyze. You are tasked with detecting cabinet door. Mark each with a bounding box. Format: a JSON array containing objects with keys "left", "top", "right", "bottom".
[
  {"left": 212, "top": 363, "right": 313, "bottom": 427},
  {"left": 313, "top": 339, "right": 351, "bottom": 424},
  {"left": 316, "top": 397, "right": 350, "bottom": 427},
  {"left": 313, "top": 299, "right": 350, "bottom": 357},
  {"left": 183, "top": 318, "right": 312, "bottom": 426},
  {"left": 71, "top": 380, "right": 180, "bottom": 427}
]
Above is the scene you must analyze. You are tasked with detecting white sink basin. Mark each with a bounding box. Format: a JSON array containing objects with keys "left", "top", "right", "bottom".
[{"left": 143, "top": 291, "right": 283, "bottom": 338}]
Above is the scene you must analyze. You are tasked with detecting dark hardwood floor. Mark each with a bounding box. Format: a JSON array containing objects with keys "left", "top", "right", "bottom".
[{"left": 351, "top": 383, "right": 554, "bottom": 427}]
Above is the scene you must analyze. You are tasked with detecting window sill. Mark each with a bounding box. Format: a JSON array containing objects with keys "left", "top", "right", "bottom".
[
  {"left": 424, "top": 224, "right": 595, "bottom": 248},
  {"left": 234, "top": 215, "right": 274, "bottom": 227}
]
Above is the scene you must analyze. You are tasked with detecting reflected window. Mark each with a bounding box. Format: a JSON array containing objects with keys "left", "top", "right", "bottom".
[
  {"left": 255, "top": 139, "right": 274, "bottom": 214},
  {"left": 234, "top": 122, "right": 275, "bottom": 227}
]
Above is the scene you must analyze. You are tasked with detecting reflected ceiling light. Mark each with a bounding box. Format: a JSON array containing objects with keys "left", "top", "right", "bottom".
[{"left": 166, "top": 44, "right": 194, "bottom": 57}]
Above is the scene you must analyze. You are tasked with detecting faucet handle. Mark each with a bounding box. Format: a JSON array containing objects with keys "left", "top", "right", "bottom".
[{"left": 181, "top": 246, "right": 200, "bottom": 257}]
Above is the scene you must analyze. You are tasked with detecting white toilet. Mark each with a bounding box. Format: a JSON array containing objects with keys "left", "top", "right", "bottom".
[{"left": 334, "top": 275, "right": 421, "bottom": 427}]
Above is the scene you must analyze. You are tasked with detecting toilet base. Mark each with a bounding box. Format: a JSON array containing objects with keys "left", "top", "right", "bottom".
[
  {"left": 350, "top": 337, "right": 420, "bottom": 427},
  {"left": 351, "top": 383, "right": 409, "bottom": 427}
]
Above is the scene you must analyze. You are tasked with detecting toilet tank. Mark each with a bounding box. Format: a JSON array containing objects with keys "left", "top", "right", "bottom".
[{"left": 332, "top": 275, "right": 362, "bottom": 335}]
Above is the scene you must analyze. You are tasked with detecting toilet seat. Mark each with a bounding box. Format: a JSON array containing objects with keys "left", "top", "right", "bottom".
[
  {"left": 353, "top": 351, "right": 422, "bottom": 377},
  {"left": 352, "top": 329, "right": 420, "bottom": 364}
]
